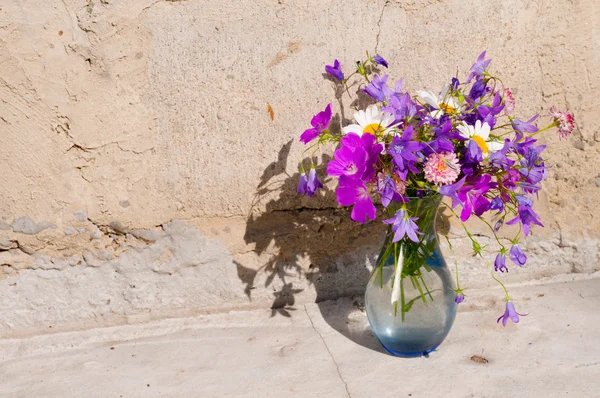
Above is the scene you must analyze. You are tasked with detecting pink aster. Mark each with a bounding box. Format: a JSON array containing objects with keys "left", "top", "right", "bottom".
[
  {"left": 503, "top": 88, "right": 515, "bottom": 114},
  {"left": 548, "top": 106, "right": 575, "bottom": 139},
  {"left": 423, "top": 152, "right": 461, "bottom": 185}
]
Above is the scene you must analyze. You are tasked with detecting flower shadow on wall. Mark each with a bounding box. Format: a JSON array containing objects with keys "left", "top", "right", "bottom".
[{"left": 235, "top": 139, "right": 386, "bottom": 353}]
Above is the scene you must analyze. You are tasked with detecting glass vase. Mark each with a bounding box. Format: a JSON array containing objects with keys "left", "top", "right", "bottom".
[{"left": 365, "top": 194, "right": 457, "bottom": 357}]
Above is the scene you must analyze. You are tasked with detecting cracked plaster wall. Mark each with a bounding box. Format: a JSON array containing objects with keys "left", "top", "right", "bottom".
[{"left": 0, "top": 0, "right": 599, "bottom": 336}]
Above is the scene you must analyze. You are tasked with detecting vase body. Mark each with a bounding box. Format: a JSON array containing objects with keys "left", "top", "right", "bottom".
[{"left": 365, "top": 195, "right": 457, "bottom": 357}]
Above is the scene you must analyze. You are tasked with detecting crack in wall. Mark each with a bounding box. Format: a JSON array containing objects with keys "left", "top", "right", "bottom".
[{"left": 374, "top": 0, "right": 389, "bottom": 54}]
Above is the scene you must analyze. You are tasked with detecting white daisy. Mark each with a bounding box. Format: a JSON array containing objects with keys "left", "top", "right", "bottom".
[
  {"left": 417, "top": 85, "right": 461, "bottom": 118},
  {"left": 456, "top": 120, "right": 503, "bottom": 157},
  {"left": 342, "top": 104, "right": 396, "bottom": 137}
]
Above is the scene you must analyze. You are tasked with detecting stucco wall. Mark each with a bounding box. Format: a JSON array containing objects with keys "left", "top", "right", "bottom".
[{"left": 0, "top": 0, "right": 599, "bottom": 336}]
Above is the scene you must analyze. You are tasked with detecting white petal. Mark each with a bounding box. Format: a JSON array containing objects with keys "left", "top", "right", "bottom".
[
  {"left": 430, "top": 110, "right": 443, "bottom": 119},
  {"left": 367, "top": 104, "right": 379, "bottom": 121},
  {"left": 354, "top": 110, "right": 367, "bottom": 127},
  {"left": 487, "top": 140, "right": 504, "bottom": 152},
  {"left": 342, "top": 124, "right": 363, "bottom": 135},
  {"left": 380, "top": 112, "right": 395, "bottom": 127},
  {"left": 439, "top": 84, "right": 450, "bottom": 99},
  {"left": 479, "top": 122, "right": 491, "bottom": 140},
  {"left": 417, "top": 90, "right": 439, "bottom": 108},
  {"left": 456, "top": 124, "right": 472, "bottom": 139}
]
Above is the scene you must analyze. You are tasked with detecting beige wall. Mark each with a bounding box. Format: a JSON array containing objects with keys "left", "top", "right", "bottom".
[{"left": 0, "top": 0, "right": 598, "bottom": 336}]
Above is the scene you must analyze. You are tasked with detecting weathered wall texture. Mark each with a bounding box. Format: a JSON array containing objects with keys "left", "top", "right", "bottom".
[{"left": 0, "top": 0, "right": 599, "bottom": 336}]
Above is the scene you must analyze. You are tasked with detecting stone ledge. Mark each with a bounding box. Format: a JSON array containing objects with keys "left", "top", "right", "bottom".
[{"left": 1, "top": 274, "right": 598, "bottom": 397}]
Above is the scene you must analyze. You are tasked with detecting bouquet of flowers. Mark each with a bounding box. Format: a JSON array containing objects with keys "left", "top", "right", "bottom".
[{"left": 297, "top": 51, "right": 575, "bottom": 325}]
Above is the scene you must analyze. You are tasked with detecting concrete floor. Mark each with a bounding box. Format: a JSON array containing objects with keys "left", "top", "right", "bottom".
[{"left": 0, "top": 275, "right": 599, "bottom": 398}]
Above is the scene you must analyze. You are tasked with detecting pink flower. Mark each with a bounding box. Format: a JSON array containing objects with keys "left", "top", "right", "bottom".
[
  {"left": 423, "top": 152, "right": 460, "bottom": 185},
  {"left": 548, "top": 106, "right": 575, "bottom": 139},
  {"left": 503, "top": 88, "right": 515, "bottom": 114}
]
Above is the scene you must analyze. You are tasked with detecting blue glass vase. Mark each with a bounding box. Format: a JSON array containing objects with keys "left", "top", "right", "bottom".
[{"left": 365, "top": 195, "right": 457, "bottom": 357}]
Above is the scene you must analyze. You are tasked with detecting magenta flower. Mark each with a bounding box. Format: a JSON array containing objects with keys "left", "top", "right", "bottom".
[
  {"left": 548, "top": 106, "right": 575, "bottom": 139},
  {"left": 328, "top": 133, "right": 382, "bottom": 182},
  {"left": 497, "top": 300, "right": 527, "bottom": 327},
  {"left": 354, "top": 133, "right": 384, "bottom": 182},
  {"left": 457, "top": 175, "right": 495, "bottom": 222},
  {"left": 509, "top": 244, "right": 527, "bottom": 266},
  {"left": 325, "top": 59, "right": 344, "bottom": 81},
  {"left": 336, "top": 176, "right": 376, "bottom": 224},
  {"left": 300, "top": 104, "right": 332, "bottom": 144},
  {"left": 373, "top": 55, "right": 388, "bottom": 68},
  {"left": 383, "top": 208, "right": 421, "bottom": 243},
  {"left": 326, "top": 145, "right": 367, "bottom": 179}
]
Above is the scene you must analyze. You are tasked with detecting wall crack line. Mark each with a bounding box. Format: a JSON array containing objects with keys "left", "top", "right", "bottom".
[
  {"left": 375, "top": 0, "right": 389, "bottom": 54},
  {"left": 304, "top": 305, "right": 351, "bottom": 398}
]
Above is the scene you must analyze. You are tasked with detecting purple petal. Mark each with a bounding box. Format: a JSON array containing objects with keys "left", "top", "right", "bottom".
[{"left": 351, "top": 196, "right": 376, "bottom": 224}]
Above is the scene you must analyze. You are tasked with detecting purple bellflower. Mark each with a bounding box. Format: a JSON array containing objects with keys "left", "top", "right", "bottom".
[
  {"left": 519, "top": 148, "right": 547, "bottom": 185},
  {"left": 494, "top": 251, "right": 508, "bottom": 272},
  {"left": 300, "top": 104, "right": 333, "bottom": 144},
  {"left": 512, "top": 115, "right": 539, "bottom": 141},
  {"left": 468, "top": 78, "right": 489, "bottom": 102},
  {"left": 478, "top": 92, "right": 505, "bottom": 128},
  {"left": 489, "top": 140, "right": 515, "bottom": 170},
  {"left": 384, "top": 92, "right": 418, "bottom": 123},
  {"left": 364, "top": 74, "right": 393, "bottom": 102},
  {"left": 325, "top": 59, "right": 344, "bottom": 81},
  {"left": 454, "top": 293, "right": 465, "bottom": 304},
  {"left": 336, "top": 175, "right": 376, "bottom": 224},
  {"left": 387, "top": 126, "right": 425, "bottom": 175},
  {"left": 438, "top": 176, "right": 467, "bottom": 208},
  {"left": 490, "top": 197, "right": 504, "bottom": 212},
  {"left": 506, "top": 195, "right": 544, "bottom": 236},
  {"left": 306, "top": 168, "right": 323, "bottom": 197},
  {"left": 497, "top": 300, "right": 527, "bottom": 327},
  {"left": 509, "top": 244, "right": 527, "bottom": 266},
  {"left": 297, "top": 172, "right": 308, "bottom": 195},
  {"left": 466, "top": 51, "right": 491, "bottom": 83},
  {"left": 383, "top": 208, "right": 422, "bottom": 243},
  {"left": 377, "top": 173, "right": 402, "bottom": 208},
  {"left": 373, "top": 55, "right": 388, "bottom": 68}
]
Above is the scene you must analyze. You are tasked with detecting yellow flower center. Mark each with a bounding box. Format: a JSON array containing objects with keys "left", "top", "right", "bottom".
[
  {"left": 438, "top": 103, "right": 456, "bottom": 114},
  {"left": 363, "top": 123, "right": 383, "bottom": 135},
  {"left": 472, "top": 135, "right": 489, "bottom": 154}
]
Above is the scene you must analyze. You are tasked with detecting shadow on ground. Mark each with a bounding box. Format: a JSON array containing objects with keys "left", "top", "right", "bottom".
[
  {"left": 233, "top": 71, "right": 394, "bottom": 353},
  {"left": 235, "top": 137, "right": 389, "bottom": 353}
]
